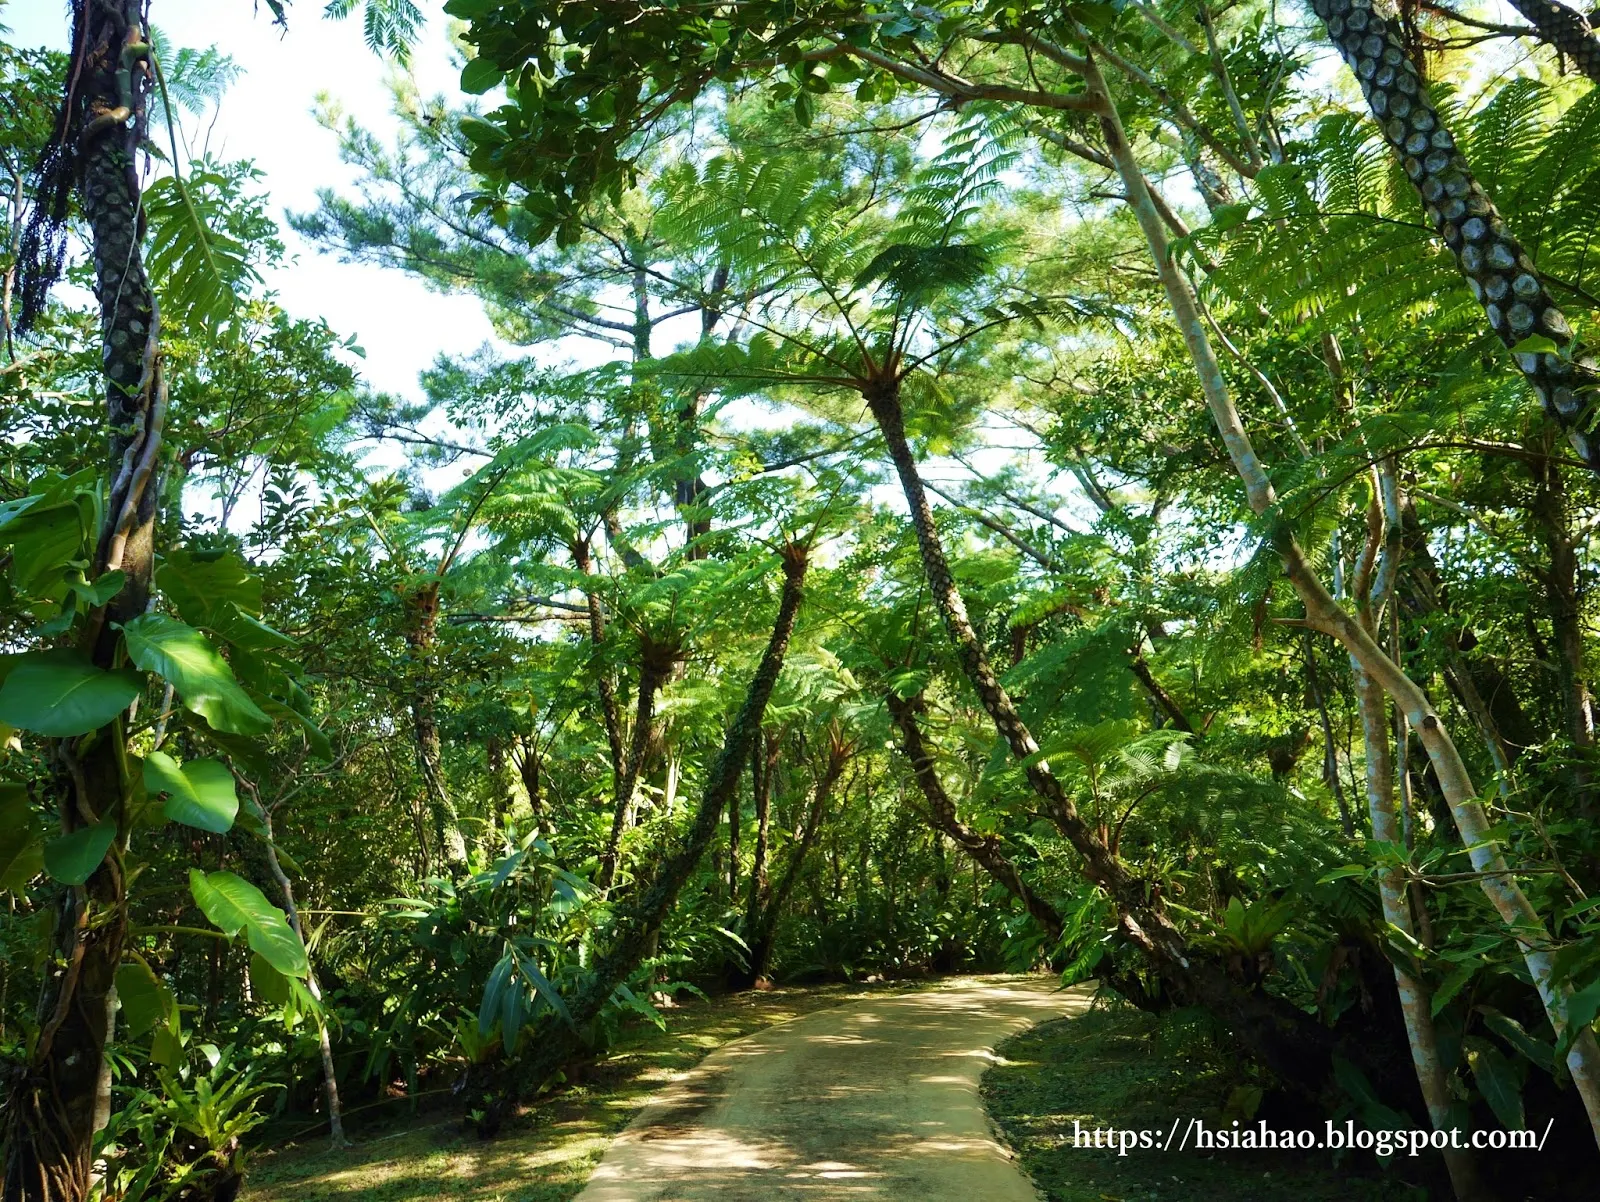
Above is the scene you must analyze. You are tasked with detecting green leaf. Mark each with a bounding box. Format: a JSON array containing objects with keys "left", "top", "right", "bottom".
[
  {"left": 44, "top": 823, "right": 117, "bottom": 886},
  {"left": 460, "top": 56, "right": 504, "bottom": 94},
  {"left": 1467, "top": 1041, "right": 1525, "bottom": 1130},
  {"left": 188, "top": 869, "right": 308, "bottom": 977},
  {"left": 1511, "top": 334, "right": 1561, "bottom": 356},
  {"left": 71, "top": 569, "right": 126, "bottom": 607},
  {"left": 1477, "top": 1006, "right": 1556, "bottom": 1075},
  {"left": 156, "top": 549, "right": 262, "bottom": 624},
  {"left": 249, "top": 950, "right": 293, "bottom": 1006},
  {"left": 1566, "top": 978, "right": 1600, "bottom": 1037},
  {"left": 1432, "top": 963, "right": 1476, "bottom": 1016},
  {"left": 123, "top": 614, "right": 272, "bottom": 736},
  {"left": 5, "top": 503, "right": 85, "bottom": 592},
  {"left": 0, "top": 650, "right": 141, "bottom": 736},
  {"left": 0, "top": 784, "right": 44, "bottom": 892},
  {"left": 117, "top": 956, "right": 175, "bottom": 1039},
  {"left": 143, "top": 751, "right": 238, "bottom": 834}
]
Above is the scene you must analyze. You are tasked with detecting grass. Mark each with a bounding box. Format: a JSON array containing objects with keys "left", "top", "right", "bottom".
[
  {"left": 244, "top": 981, "right": 922, "bottom": 1202},
  {"left": 981, "top": 998, "right": 1430, "bottom": 1202}
]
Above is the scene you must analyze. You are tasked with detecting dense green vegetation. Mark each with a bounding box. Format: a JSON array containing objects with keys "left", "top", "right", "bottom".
[{"left": 2, "top": 0, "right": 1600, "bottom": 1199}]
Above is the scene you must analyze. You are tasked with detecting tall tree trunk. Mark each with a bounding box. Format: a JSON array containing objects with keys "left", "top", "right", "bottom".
[
  {"left": 863, "top": 378, "right": 1334, "bottom": 1084},
  {"left": 489, "top": 545, "right": 809, "bottom": 1121},
  {"left": 1530, "top": 450, "right": 1596, "bottom": 755},
  {"left": 3, "top": 5, "right": 154, "bottom": 1197},
  {"left": 744, "top": 732, "right": 848, "bottom": 985},
  {"left": 571, "top": 536, "right": 624, "bottom": 789},
  {"left": 1085, "top": 50, "right": 1600, "bottom": 1146},
  {"left": 514, "top": 734, "right": 545, "bottom": 835},
  {"left": 596, "top": 638, "right": 674, "bottom": 894},
  {"left": 742, "top": 731, "right": 778, "bottom": 943},
  {"left": 405, "top": 582, "right": 467, "bottom": 873},
  {"left": 1310, "top": 0, "right": 1600, "bottom": 472},
  {"left": 886, "top": 693, "right": 1064, "bottom": 943},
  {"left": 1502, "top": 0, "right": 1600, "bottom": 81}
]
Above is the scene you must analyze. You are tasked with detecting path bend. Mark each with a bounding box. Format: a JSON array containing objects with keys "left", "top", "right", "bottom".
[{"left": 576, "top": 974, "right": 1092, "bottom": 1201}]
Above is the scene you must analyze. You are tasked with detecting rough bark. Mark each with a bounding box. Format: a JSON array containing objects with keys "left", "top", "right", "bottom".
[
  {"left": 405, "top": 583, "right": 467, "bottom": 874},
  {"left": 1503, "top": 0, "right": 1600, "bottom": 81},
  {"left": 1084, "top": 48, "right": 1600, "bottom": 1145},
  {"left": 495, "top": 545, "right": 809, "bottom": 1116},
  {"left": 886, "top": 693, "right": 1064, "bottom": 942},
  {"left": 571, "top": 536, "right": 624, "bottom": 789},
  {"left": 3, "top": 4, "right": 154, "bottom": 1197},
  {"left": 1310, "top": 0, "right": 1600, "bottom": 472}
]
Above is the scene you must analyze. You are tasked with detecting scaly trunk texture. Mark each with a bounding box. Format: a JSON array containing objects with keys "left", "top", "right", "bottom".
[
  {"left": 3, "top": 4, "right": 154, "bottom": 1198},
  {"left": 1504, "top": 0, "right": 1600, "bottom": 82},
  {"left": 741, "top": 732, "right": 778, "bottom": 944},
  {"left": 1086, "top": 48, "right": 1600, "bottom": 1149},
  {"left": 1310, "top": 0, "right": 1600, "bottom": 471},
  {"left": 494, "top": 545, "right": 808, "bottom": 1119},
  {"left": 886, "top": 693, "right": 1064, "bottom": 943},
  {"left": 596, "top": 637, "right": 674, "bottom": 894},
  {"left": 864, "top": 378, "right": 1340, "bottom": 1087},
  {"left": 742, "top": 735, "right": 847, "bottom": 985}
]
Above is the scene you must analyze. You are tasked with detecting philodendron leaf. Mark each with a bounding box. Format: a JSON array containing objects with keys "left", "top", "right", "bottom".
[
  {"left": 143, "top": 751, "right": 238, "bottom": 833},
  {"left": 44, "top": 822, "right": 117, "bottom": 886},
  {"left": 0, "top": 650, "right": 141, "bottom": 736},
  {"left": 188, "top": 869, "right": 308, "bottom": 977},
  {"left": 116, "top": 955, "right": 175, "bottom": 1039},
  {"left": 0, "top": 783, "right": 44, "bottom": 892},
  {"left": 123, "top": 614, "right": 272, "bottom": 736}
]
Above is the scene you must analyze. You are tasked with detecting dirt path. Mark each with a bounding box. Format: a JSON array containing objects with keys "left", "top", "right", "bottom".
[{"left": 576, "top": 975, "right": 1092, "bottom": 1201}]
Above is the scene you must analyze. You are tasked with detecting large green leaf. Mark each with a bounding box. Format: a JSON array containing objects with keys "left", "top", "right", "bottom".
[
  {"left": 5, "top": 503, "right": 84, "bottom": 592},
  {"left": 188, "top": 869, "right": 308, "bottom": 977},
  {"left": 143, "top": 751, "right": 238, "bottom": 834},
  {"left": 157, "top": 548, "right": 262, "bottom": 623},
  {"left": 0, "top": 784, "right": 44, "bottom": 892},
  {"left": 0, "top": 650, "right": 142, "bottom": 737},
  {"left": 44, "top": 823, "right": 117, "bottom": 886},
  {"left": 1467, "top": 1040, "right": 1526, "bottom": 1131},
  {"left": 116, "top": 956, "right": 176, "bottom": 1039},
  {"left": 122, "top": 615, "right": 272, "bottom": 736}
]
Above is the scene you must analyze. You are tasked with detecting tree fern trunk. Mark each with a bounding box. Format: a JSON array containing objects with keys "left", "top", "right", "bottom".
[
  {"left": 1310, "top": 0, "right": 1600, "bottom": 472},
  {"left": 886, "top": 692, "right": 1064, "bottom": 942},
  {"left": 596, "top": 644, "right": 671, "bottom": 894},
  {"left": 3, "top": 4, "right": 153, "bottom": 1197},
  {"left": 1086, "top": 47, "right": 1600, "bottom": 1149},
  {"left": 496, "top": 545, "right": 808, "bottom": 1116},
  {"left": 1503, "top": 0, "right": 1600, "bottom": 82}
]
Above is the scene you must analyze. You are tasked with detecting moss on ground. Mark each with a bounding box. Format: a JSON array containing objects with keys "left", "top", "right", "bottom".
[
  {"left": 981, "top": 999, "right": 1431, "bottom": 1202},
  {"left": 244, "top": 982, "right": 919, "bottom": 1202}
]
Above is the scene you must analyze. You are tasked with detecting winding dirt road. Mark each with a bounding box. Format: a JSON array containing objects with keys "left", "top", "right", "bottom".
[{"left": 576, "top": 975, "right": 1090, "bottom": 1201}]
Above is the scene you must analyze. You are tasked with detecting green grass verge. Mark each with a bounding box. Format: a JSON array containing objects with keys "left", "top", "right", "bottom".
[
  {"left": 244, "top": 981, "right": 920, "bottom": 1202},
  {"left": 981, "top": 998, "right": 1428, "bottom": 1202}
]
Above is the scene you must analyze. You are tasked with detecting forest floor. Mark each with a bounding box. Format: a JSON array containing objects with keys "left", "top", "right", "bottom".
[
  {"left": 244, "top": 979, "right": 928, "bottom": 1202},
  {"left": 982, "top": 1000, "right": 1427, "bottom": 1202}
]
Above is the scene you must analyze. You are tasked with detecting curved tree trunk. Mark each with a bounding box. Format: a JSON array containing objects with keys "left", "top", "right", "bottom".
[
  {"left": 1085, "top": 48, "right": 1600, "bottom": 1148},
  {"left": 886, "top": 692, "right": 1064, "bottom": 943},
  {"left": 3, "top": 4, "right": 155, "bottom": 1198},
  {"left": 1503, "top": 0, "right": 1600, "bottom": 81},
  {"left": 596, "top": 639, "right": 674, "bottom": 894},
  {"left": 487, "top": 545, "right": 809, "bottom": 1124},
  {"left": 1310, "top": 0, "right": 1600, "bottom": 471}
]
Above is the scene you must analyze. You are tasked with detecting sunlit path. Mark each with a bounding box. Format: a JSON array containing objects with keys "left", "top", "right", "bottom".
[{"left": 577, "top": 976, "right": 1092, "bottom": 1202}]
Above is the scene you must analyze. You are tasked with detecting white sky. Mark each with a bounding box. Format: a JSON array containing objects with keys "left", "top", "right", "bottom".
[{"left": 6, "top": 0, "right": 506, "bottom": 400}]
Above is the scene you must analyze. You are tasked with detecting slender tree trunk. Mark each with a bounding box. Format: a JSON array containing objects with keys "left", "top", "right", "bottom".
[
  {"left": 572, "top": 537, "right": 624, "bottom": 789},
  {"left": 743, "top": 732, "right": 777, "bottom": 941},
  {"left": 1530, "top": 450, "right": 1596, "bottom": 755},
  {"left": 1310, "top": 0, "right": 1600, "bottom": 471},
  {"left": 597, "top": 641, "right": 673, "bottom": 893},
  {"left": 1086, "top": 50, "right": 1600, "bottom": 1146},
  {"left": 1306, "top": 636, "right": 1356, "bottom": 836},
  {"left": 886, "top": 693, "right": 1064, "bottom": 942},
  {"left": 253, "top": 796, "right": 348, "bottom": 1148},
  {"left": 3, "top": 5, "right": 155, "bottom": 1197},
  {"left": 405, "top": 583, "right": 467, "bottom": 873},
  {"left": 493, "top": 545, "right": 809, "bottom": 1117},
  {"left": 514, "top": 734, "right": 545, "bottom": 835},
  {"left": 745, "top": 734, "right": 848, "bottom": 984}
]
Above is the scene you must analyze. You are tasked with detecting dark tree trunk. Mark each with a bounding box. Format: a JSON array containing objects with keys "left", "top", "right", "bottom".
[
  {"left": 885, "top": 692, "right": 1065, "bottom": 943},
  {"left": 572, "top": 537, "right": 624, "bottom": 789},
  {"left": 596, "top": 637, "right": 675, "bottom": 893},
  {"left": 742, "top": 732, "right": 778, "bottom": 942},
  {"left": 1310, "top": 0, "right": 1600, "bottom": 471},
  {"left": 514, "top": 734, "right": 545, "bottom": 835},
  {"left": 486, "top": 546, "right": 809, "bottom": 1126},
  {"left": 4, "top": 4, "right": 154, "bottom": 1197},
  {"left": 1503, "top": 0, "right": 1600, "bottom": 81},
  {"left": 405, "top": 583, "right": 467, "bottom": 873}
]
